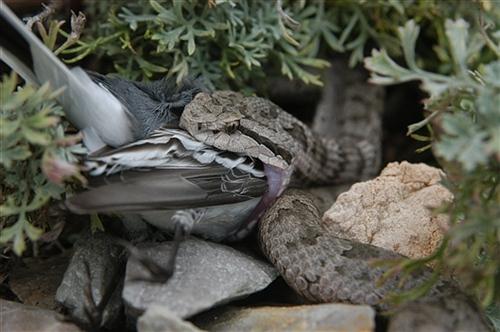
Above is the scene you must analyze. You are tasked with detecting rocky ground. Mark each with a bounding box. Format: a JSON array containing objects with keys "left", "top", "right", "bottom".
[{"left": 1, "top": 162, "right": 491, "bottom": 332}]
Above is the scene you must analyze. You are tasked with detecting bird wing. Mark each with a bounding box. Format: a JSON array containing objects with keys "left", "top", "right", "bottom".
[{"left": 65, "top": 128, "right": 266, "bottom": 213}]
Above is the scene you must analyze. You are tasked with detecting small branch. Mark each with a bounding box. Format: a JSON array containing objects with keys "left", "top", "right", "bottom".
[
  {"left": 276, "top": 0, "right": 300, "bottom": 47},
  {"left": 25, "top": 0, "right": 63, "bottom": 30},
  {"left": 276, "top": 0, "right": 299, "bottom": 29},
  {"left": 54, "top": 11, "right": 86, "bottom": 56},
  {"left": 478, "top": 13, "right": 500, "bottom": 58}
]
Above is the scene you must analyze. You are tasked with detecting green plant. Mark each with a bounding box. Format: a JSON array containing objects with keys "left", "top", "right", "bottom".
[
  {"left": 0, "top": 73, "right": 85, "bottom": 255},
  {"left": 0, "top": 12, "right": 87, "bottom": 255},
  {"left": 73, "top": 0, "right": 490, "bottom": 91},
  {"left": 365, "top": 17, "right": 499, "bottom": 306}
]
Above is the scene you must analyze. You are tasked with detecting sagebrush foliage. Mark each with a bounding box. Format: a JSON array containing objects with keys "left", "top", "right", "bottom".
[
  {"left": 0, "top": 15, "right": 86, "bottom": 255},
  {"left": 366, "top": 18, "right": 499, "bottom": 307},
  {"left": 0, "top": 73, "right": 85, "bottom": 255},
  {"left": 72, "top": 0, "right": 492, "bottom": 90}
]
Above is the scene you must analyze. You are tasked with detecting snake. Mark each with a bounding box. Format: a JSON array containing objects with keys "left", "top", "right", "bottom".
[{"left": 179, "top": 89, "right": 489, "bottom": 329}]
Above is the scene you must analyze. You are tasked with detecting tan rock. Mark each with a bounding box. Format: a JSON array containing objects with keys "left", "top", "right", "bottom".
[
  {"left": 195, "top": 303, "right": 375, "bottom": 332},
  {"left": 0, "top": 300, "right": 81, "bottom": 332},
  {"left": 322, "top": 161, "right": 452, "bottom": 259},
  {"left": 138, "top": 305, "right": 204, "bottom": 332}
]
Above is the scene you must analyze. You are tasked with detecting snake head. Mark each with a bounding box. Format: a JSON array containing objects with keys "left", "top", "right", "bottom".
[{"left": 181, "top": 91, "right": 245, "bottom": 135}]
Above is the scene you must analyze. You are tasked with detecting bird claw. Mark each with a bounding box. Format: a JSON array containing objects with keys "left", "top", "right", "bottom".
[
  {"left": 80, "top": 261, "right": 106, "bottom": 331},
  {"left": 119, "top": 209, "right": 200, "bottom": 283}
]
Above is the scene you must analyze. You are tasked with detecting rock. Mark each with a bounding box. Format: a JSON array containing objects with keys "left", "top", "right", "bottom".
[
  {"left": 323, "top": 161, "right": 451, "bottom": 259},
  {"left": 0, "top": 299, "right": 82, "bottom": 332},
  {"left": 306, "top": 185, "right": 353, "bottom": 214},
  {"left": 194, "top": 303, "right": 375, "bottom": 332},
  {"left": 120, "top": 214, "right": 155, "bottom": 242},
  {"left": 55, "top": 232, "right": 126, "bottom": 328},
  {"left": 388, "top": 292, "right": 491, "bottom": 332},
  {"left": 137, "top": 305, "right": 205, "bottom": 332},
  {"left": 9, "top": 253, "right": 70, "bottom": 310},
  {"left": 123, "top": 237, "right": 278, "bottom": 318}
]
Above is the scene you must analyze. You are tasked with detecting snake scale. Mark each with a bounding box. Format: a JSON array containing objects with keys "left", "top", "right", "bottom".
[{"left": 179, "top": 86, "right": 489, "bottom": 329}]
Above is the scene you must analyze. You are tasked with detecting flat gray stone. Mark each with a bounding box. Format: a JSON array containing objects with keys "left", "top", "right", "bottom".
[
  {"left": 55, "top": 232, "right": 126, "bottom": 328},
  {"left": 123, "top": 237, "right": 278, "bottom": 318},
  {"left": 138, "top": 305, "right": 205, "bottom": 332},
  {"left": 195, "top": 303, "right": 375, "bottom": 332},
  {"left": 0, "top": 300, "right": 82, "bottom": 332}
]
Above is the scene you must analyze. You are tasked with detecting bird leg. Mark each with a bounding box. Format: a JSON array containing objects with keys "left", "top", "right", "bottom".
[
  {"left": 122, "top": 209, "right": 205, "bottom": 283},
  {"left": 81, "top": 260, "right": 124, "bottom": 332},
  {"left": 163, "top": 209, "right": 205, "bottom": 277}
]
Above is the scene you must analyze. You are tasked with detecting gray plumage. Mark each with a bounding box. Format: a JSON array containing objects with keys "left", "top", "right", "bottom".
[{"left": 86, "top": 72, "right": 202, "bottom": 140}]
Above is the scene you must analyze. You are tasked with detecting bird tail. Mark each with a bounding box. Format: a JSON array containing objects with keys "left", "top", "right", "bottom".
[
  {"left": 0, "top": 2, "right": 73, "bottom": 85},
  {"left": 0, "top": 2, "right": 133, "bottom": 150},
  {"left": 0, "top": 34, "right": 38, "bottom": 84}
]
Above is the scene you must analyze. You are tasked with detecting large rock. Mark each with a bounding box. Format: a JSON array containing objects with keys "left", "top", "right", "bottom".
[
  {"left": 323, "top": 162, "right": 451, "bottom": 259},
  {"left": 195, "top": 303, "right": 375, "bottom": 332},
  {"left": 137, "top": 305, "right": 204, "bottom": 332},
  {"left": 55, "top": 232, "right": 126, "bottom": 328},
  {"left": 388, "top": 292, "right": 491, "bottom": 332},
  {"left": 123, "top": 237, "right": 278, "bottom": 318},
  {"left": 0, "top": 300, "right": 81, "bottom": 332}
]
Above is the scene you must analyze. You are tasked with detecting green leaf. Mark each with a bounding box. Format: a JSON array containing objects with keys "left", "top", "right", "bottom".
[
  {"left": 397, "top": 20, "right": 419, "bottom": 70},
  {"left": 0, "top": 118, "right": 20, "bottom": 137},
  {"left": 0, "top": 72, "right": 18, "bottom": 100},
  {"left": 486, "top": 304, "right": 500, "bottom": 332},
  {"left": 24, "top": 108, "right": 60, "bottom": 129},
  {"left": 1, "top": 85, "right": 34, "bottom": 111},
  {"left": 21, "top": 126, "right": 52, "bottom": 145},
  {"left": 488, "top": 129, "right": 500, "bottom": 156},
  {"left": 435, "top": 113, "right": 489, "bottom": 170},
  {"left": 388, "top": 0, "right": 405, "bottom": 15},
  {"left": 323, "top": 29, "right": 344, "bottom": 52},
  {"left": 25, "top": 222, "right": 43, "bottom": 241},
  {"left": 0, "top": 196, "right": 21, "bottom": 217},
  {"left": 90, "top": 214, "right": 105, "bottom": 232},
  {"left": 0, "top": 145, "right": 32, "bottom": 168},
  {"left": 364, "top": 49, "right": 417, "bottom": 84},
  {"left": 12, "top": 226, "right": 26, "bottom": 255},
  {"left": 186, "top": 30, "right": 196, "bottom": 55},
  {"left": 0, "top": 214, "right": 28, "bottom": 256},
  {"left": 420, "top": 79, "right": 450, "bottom": 98},
  {"left": 482, "top": 61, "right": 500, "bottom": 88},
  {"left": 445, "top": 19, "right": 469, "bottom": 75}
]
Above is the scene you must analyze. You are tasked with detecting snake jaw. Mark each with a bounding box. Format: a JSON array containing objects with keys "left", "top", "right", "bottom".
[{"left": 226, "top": 163, "right": 292, "bottom": 241}]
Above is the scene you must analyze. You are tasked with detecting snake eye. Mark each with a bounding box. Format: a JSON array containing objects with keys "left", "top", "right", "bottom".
[{"left": 224, "top": 121, "right": 239, "bottom": 134}]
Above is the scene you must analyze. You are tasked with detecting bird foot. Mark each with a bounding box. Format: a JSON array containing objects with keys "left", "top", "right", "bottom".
[{"left": 120, "top": 209, "right": 201, "bottom": 283}]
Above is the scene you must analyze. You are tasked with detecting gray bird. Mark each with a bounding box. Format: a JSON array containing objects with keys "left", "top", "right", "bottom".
[{"left": 0, "top": 3, "right": 268, "bottom": 276}]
